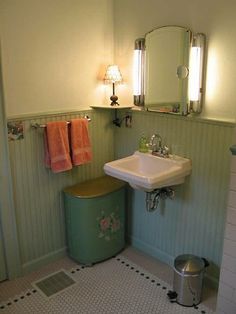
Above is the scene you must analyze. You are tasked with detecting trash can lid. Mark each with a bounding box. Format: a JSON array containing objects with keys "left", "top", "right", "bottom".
[
  {"left": 63, "top": 175, "right": 126, "bottom": 198},
  {"left": 174, "top": 254, "right": 205, "bottom": 275}
]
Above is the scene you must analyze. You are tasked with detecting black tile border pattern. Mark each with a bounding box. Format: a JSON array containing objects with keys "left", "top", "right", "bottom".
[
  {"left": 114, "top": 256, "right": 209, "bottom": 314},
  {"left": 0, "top": 255, "right": 210, "bottom": 314},
  {"left": 0, "top": 289, "right": 37, "bottom": 310}
]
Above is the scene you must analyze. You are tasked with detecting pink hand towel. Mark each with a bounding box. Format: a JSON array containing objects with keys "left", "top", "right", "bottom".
[
  {"left": 70, "top": 118, "right": 92, "bottom": 166},
  {"left": 44, "top": 121, "right": 72, "bottom": 173}
]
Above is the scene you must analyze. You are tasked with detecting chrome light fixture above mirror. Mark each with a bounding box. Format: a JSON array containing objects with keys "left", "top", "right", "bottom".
[{"left": 133, "top": 26, "right": 205, "bottom": 115}]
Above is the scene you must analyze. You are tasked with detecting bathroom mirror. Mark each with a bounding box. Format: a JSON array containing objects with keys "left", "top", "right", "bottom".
[{"left": 133, "top": 26, "right": 205, "bottom": 115}]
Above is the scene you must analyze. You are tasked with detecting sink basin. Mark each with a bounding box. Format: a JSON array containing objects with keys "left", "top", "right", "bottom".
[{"left": 104, "top": 151, "right": 191, "bottom": 191}]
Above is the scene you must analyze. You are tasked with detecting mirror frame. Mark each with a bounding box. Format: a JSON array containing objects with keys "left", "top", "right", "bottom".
[{"left": 133, "top": 25, "right": 205, "bottom": 116}]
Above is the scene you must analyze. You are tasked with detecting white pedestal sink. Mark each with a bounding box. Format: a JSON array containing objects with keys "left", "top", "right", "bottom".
[{"left": 104, "top": 151, "right": 191, "bottom": 192}]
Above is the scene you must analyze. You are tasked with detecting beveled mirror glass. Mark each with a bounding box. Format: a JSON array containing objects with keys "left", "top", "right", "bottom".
[{"left": 145, "top": 26, "right": 191, "bottom": 115}]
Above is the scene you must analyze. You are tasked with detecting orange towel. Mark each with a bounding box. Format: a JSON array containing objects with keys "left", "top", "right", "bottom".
[
  {"left": 70, "top": 118, "right": 92, "bottom": 166},
  {"left": 43, "top": 130, "right": 51, "bottom": 168},
  {"left": 44, "top": 121, "right": 72, "bottom": 173}
]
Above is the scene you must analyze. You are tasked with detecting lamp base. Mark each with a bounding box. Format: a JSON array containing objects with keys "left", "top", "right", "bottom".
[{"left": 110, "top": 95, "right": 119, "bottom": 106}]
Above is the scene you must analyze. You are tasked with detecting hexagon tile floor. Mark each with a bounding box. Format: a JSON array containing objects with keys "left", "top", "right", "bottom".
[{"left": 0, "top": 254, "right": 215, "bottom": 314}]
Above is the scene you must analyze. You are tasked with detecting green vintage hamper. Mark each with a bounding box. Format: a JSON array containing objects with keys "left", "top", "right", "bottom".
[{"left": 63, "top": 176, "right": 126, "bottom": 265}]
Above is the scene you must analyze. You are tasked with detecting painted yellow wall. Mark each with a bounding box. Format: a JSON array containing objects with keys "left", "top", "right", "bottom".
[
  {"left": 1, "top": 0, "right": 236, "bottom": 121},
  {"left": 114, "top": 0, "right": 236, "bottom": 122},
  {"left": 0, "top": 0, "right": 114, "bottom": 117}
]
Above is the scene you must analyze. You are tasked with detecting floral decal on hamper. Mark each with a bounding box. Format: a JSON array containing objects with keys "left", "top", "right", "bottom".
[{"left": 97, "top": 209, "right": 122, "bottom": 241}]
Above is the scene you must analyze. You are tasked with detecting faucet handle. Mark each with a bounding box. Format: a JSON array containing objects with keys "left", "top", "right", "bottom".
[
  {"left": 149, "top": 143, "right": 157, "bottom": 152},
  {"left": 156, "top": 134, "right": 162, "bottom": 146},
  {"left": 162, "top": 145, "right": 169, "bottom": 157},
  {"left": 149, "top": 133, "right": 162, "bottom": 150}
]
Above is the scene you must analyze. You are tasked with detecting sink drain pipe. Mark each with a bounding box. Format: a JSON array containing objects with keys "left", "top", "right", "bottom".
[{"left": 146, "top": 187, "right": 175, "bottom": 212}]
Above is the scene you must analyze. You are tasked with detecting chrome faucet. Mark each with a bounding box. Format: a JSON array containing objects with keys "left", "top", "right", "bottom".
[
  {"left": 149, "top": 134, "right": 169, "bottom": 158},
  {"left": 149, "top": 134, "right": 162, "bottom": 152}
]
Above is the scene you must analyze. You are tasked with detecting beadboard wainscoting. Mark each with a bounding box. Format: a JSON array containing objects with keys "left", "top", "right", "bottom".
[
  {"left": 7, "top": 109, "right": 114, "bottom": 274},
  {"left": 6, "top": 108, "right": 235, "bottom": 286},
  {"left": 114, "top": 110, "right": 235, "bottom": 285}
]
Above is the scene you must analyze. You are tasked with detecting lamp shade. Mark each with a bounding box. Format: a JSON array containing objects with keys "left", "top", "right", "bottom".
[{"left": 104, "top": 65, "right": 122, "bottom": 83}]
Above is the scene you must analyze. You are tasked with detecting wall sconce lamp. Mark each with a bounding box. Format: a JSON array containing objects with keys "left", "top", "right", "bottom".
[
  {"left": 104, "top": 65, "right": 122, "bottom": 106},
  {"left": 189, "top": 33, "right": 205, "bottom": 113},
  {"left": 133, "top": 38, "right": 145, "bottom": 106}
]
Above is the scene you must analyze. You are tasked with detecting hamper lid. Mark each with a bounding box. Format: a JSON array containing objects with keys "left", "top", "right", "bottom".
[
  {"left": 174, "top": 254, "right": 205, "bottom": 275},
  {"left": 63, "top": 175, "right": 126, "bottom": 198}
]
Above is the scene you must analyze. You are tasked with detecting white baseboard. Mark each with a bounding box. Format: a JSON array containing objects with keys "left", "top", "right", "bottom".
[
  {"left": 127, "top": 235, "right": 219, "bottom": 289},
  {"left": 127, "top": 235, "right": 174, "bottom": 267},
  {"left": 21, "top": 247, "right": 67, "bottom": 275}
]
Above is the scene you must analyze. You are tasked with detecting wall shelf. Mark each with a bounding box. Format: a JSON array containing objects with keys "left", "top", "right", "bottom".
[
  {"left": 90, "top": 105, "right": 133, "bottom": 110},
  {"left": 90, "top": 105, "right": 133, "bottom": 127}
]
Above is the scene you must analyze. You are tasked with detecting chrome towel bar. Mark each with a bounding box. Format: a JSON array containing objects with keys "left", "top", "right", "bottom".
[{"left": 31, "top": 115, "right": 91, "bottom": 129}]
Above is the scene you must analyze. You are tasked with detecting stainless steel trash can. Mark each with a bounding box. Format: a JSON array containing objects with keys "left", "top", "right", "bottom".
[{"left": 172, "top": 254, "right": 209, "bottom": 307}]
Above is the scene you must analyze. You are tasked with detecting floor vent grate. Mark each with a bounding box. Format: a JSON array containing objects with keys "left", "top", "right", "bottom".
[{"left": 32, "top": 270, "right": 76, "bottom": 297}]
